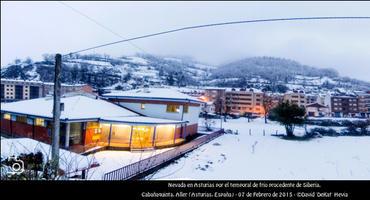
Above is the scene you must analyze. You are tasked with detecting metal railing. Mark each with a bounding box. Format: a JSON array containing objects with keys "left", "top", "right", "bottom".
[{"left": 103, "top": 129, "right": 224, "bottom": 180}]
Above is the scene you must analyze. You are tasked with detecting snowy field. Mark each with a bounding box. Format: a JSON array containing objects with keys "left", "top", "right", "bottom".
[{"left": 147, "top": 118, "right": 370, "bottom": 180}]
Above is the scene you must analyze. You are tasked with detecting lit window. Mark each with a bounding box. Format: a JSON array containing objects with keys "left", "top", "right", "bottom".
[
  {"left": 183, "top": 105, "right": 189, "bottom": 113},
  {"left": 166, "top": 105, "right": 180, "bottom": 113},
  {"left": 141, "top": 103, "right": 145, "bottom": 109},
  {"left": 3, "top": 113, "right": 11, "bottom": 120},
  {"left": 35, "top": 118, "right": 45, "bottom": 126}
]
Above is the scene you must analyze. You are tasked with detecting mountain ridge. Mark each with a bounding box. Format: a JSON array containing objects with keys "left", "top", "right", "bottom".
[{"left": 1, "top": 54, "right": 369, "bottom": 91}]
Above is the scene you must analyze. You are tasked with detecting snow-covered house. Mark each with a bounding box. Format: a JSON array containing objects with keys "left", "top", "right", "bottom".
[
  {"left": 102, "top": 88, "right": 203, "bottom": 137},
  {"left": 1, "top": 94, "right": 189, "bottom": 152},
  {"left": 306, "top": 103, "right": 330, "bottom": 117},
  {"left": 201, "top": 101, "right": 216, "bottom": 114}
]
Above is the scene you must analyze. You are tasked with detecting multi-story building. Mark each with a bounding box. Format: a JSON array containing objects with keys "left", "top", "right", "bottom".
[
  {"left": 1, "top": 79, "right": 43, "bottom": 101},
  {"left": 330, "top": 95, "right": 359, "bottom": 117},
  {"left": 283, "top": 90, "right": 306, "bottom": 108},
  {"left": 305, "top": 94, "right": 317, "bottom": 105},
  {"left": 270, "top": 93, "right": 284, "bottom": 108},
  {"left": 225, "top": 88, "right": 264, "bottom": 116},
  {"left": 356, "top": 91, "right": 370, "bottom": 118},
  {"left": 1, "top": 79, "right": 93, "bottom": 102}
]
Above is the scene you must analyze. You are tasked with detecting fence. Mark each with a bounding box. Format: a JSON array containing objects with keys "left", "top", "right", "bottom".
[{"left": 103, "top": 128, "right": 224, "bottom": 180}]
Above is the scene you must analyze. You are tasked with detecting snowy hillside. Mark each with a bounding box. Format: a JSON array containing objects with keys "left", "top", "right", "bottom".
[
  {"left": 1, "top": 53, "right": 216, "bottom": 89},
  {"left": 1, "top": 54, "right": 369, "bottom": 91},
  {"left": 210, "top": 57, "right": 370, "bottom": 90}
]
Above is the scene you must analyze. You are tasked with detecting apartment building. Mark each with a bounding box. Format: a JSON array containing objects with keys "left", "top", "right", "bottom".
[
  {"left": 330, "top": 95, "right": 359, "bottom": 117},
  {"left": 225, "top": 88, "right": 264, "bottom": 116},
  {"left": 283, "top": 90, "right": 306, "bottom": 107},
  {"left": 1, "top": 79, "right": 93, "bottom": 102},
  {"left": 356, "top": 92, "right": 370, "bottom": 118},
  {"left": 1, "top": 79, "right": 43, "bottom": 101},
  {"left": 306, "top": 94, "right": 317, "bottom": 105}
]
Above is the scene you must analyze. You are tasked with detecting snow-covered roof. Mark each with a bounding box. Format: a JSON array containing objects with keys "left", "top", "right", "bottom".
[
  {"left": 1, "top": 95, "right": 139, "bottom": 121},
  {"left": 102, "top": 88, "right": 203, "bottom": 103},
  {"left": 100, "top": 116, "right": 186, "bottom": 125},
  {"left": 285, "top": 90, "right": 306, "bottom": 95},
  {"left": 225, "top": 87, "right": 263, "bottom": 93},
  {"left": 203, "top": 87, "right": 263, "bottom": 93},
  {"left": 1, "top": 78, "right": 89, "bottom": 87},
  {"left": 306, "top": 103, "right": 328, "bottom": 108}
]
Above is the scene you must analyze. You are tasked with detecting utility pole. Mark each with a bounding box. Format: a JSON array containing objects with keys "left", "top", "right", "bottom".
[
  {"left": 51, "top": 53, "right": 62, "bottom": 177},
  {"left": 220, "top": 99, "right": 223, "bottom": 129}
]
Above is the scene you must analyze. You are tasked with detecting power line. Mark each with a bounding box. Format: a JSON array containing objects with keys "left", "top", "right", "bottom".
[
  {"left": 63, "top": 16, "right": 370, "bottom": 57},
  {"left": 58, "top": 1, "right": 149, "bottom": 55}
]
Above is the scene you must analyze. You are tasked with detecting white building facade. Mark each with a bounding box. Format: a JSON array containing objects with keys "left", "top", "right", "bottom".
[{"left": 103, "top": 88, "right": 203, "bottom": 137}]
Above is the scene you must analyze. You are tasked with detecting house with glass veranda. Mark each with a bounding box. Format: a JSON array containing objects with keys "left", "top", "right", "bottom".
[
  {"left": 102, "top": 87, "right": 203, "bottom": 137},
  {"left": 0, "top": 94, "right": 193, "bottom": 152}
]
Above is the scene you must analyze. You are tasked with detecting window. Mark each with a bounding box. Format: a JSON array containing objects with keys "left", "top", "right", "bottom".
[
  {"left": 140, "top": 103, "right": 145, "bottom": 109},
  {"left": 30, "top": 86, "right": 40, "bottom": 99},
  {"left": 15, "top": 85, "right": 23, "bottom": 99},
  {"left": 183, "top": 105, "right": 189, "bottom": 113},
  {"left": 16, "top": 116, "right": 27, "bottom": 123},
  {"left": 155, "top": 125, "right": 175, "bottom": 147},
  {"left": 27, "top": 118, "right": 33, "bottom": 125},
  {"left": 166, "top": 105, "right": 180, "bottom": 113},
  {"left": 3, "top": 113, "right": 11, "bottom": 120},
  {"left": 35, "top": 118, "right": 45, "bottom": 126}
]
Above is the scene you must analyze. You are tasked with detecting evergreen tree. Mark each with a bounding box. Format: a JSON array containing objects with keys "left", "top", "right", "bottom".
[{"left": 271, "top": 101, "right": 306, "bottom": 137}]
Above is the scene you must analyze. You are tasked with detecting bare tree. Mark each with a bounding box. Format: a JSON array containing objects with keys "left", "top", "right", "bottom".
[{"left": 262, "top": 92, "right": 274, "bottom": 124}]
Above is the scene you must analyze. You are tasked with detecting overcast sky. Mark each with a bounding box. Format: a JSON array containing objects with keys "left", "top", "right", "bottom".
[{"left": 2, "top": 1, "right": 370, "bottom": 81}]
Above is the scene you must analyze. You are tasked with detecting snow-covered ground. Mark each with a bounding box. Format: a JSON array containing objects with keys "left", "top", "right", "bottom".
[
  {"left": 86, "top": 148, "right": 173, "bottom": 180},
  {"left": 147, "top": 118, "right": 370, "bottom": 180},
  {"left": 1, "top": 137, "right": 96, "bottom": 174}
]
